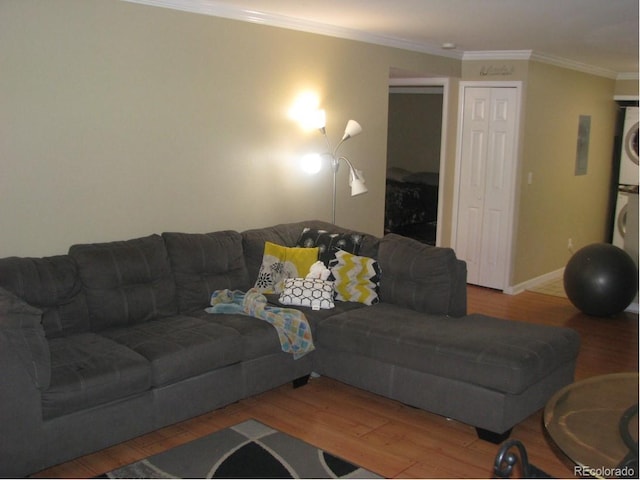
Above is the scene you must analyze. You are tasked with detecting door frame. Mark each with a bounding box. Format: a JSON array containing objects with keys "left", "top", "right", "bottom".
[
  {"left": 388, "top": 77, "right": 451, "bottom": 246},
  {"left": 451, "top": 81, "right": 524, "bottom": 292}
]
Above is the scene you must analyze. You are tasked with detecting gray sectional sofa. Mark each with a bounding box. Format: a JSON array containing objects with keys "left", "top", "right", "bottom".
[{"left": 0, "top": 220, "right": 580, "bottom": 477}]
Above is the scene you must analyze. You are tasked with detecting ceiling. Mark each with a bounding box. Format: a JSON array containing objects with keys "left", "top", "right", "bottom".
[{"left": 130, "top": 0, "right": 639, "bottom": 77}]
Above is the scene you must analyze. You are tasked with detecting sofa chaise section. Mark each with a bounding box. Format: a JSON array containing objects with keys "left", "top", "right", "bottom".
[
  {"left": 314, "top": 232, "right": 579, "bottom": 439},
  {"left": 315, "top": 306, "right": 580, "bottom": 437}
]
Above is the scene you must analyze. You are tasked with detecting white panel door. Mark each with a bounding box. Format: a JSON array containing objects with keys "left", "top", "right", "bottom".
[
  {"left": 455, "top": 89, "right": 490, "bottom": 285},
  {"left": 455, "top": 86, "right": 518, "bottom": 290}
]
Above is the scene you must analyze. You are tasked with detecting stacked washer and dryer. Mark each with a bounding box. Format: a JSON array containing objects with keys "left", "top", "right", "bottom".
[{"left": 612, "top": 106, "right": 639, "bottom": 267}]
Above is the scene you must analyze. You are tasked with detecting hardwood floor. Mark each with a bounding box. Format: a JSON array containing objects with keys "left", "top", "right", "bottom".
[{"left": 32, "top": 286, "right": 638, "bottom": 479}]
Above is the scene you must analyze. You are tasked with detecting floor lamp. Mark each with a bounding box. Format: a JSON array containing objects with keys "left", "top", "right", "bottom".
[{"left": 302, "top": 113, "right": 368, "bottom": 224}]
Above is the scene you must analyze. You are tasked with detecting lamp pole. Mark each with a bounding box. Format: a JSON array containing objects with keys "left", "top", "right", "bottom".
[{"left": 318, "top": 120, "right": 366, "bottom": 224}]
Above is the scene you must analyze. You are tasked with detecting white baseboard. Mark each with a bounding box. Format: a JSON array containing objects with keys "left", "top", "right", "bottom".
[
  {"left": 503, "top": 268, "right": 564, "bottom": 295},
  {"left": 504, "top": 268, "right": 639, "bottom": 315}
]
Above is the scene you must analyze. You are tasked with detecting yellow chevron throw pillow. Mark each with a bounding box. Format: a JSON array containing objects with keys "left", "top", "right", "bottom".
[{"left": 329, "top": 250, "right": 381, "bottom": 305}]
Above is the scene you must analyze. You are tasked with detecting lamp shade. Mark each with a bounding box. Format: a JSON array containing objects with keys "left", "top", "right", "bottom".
[
  {"left": 349, "top": 168, "right": 368, "bottom": 196},
  {"left": 342, "top": 120, "right": 363, "bottom": 140},
  {"left": 350, "top": 178, "right": 368, "bottom": 196},
  {"left": 311, "top": 109, "right": 326, "bottom": 130}
]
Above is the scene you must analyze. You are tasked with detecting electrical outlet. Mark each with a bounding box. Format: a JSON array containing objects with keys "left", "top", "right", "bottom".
[{"left": 567, "top": 238, "right": 574, "bottom": 250}]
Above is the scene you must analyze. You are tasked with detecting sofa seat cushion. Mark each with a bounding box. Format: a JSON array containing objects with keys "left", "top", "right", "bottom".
[
  {"left": 316, "top": 304, "right": 580, "bottom": 395},
  {"left": 101, "top": 316, "right": 242, "bottom": 387},
  {"left": 187, "top": 310, "right": 286, "bottom": 360},
  {"left": 44, "top": 333, "right": 151, "bottom": 419},
  {"left": 264, "top": 294, "right": 367, "bottom": 335}
]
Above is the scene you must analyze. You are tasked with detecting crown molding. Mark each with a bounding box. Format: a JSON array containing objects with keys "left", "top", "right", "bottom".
[
  {"left": 123, "top": 0, "right": 463, "bottom": 60},
  {"left": 463, "top": 50, "right": 534, "bottom": 61},
  {"left": 463, "top": 50, "right": 620, "bottom": 79},
  {"left": 617, "top": 72, "right": 640, "bottom": 81},
  {"left": 530, "top": 51, "right": 618, "bottom": 79},
  {"left": 124, "top": 0, "right": 628, "bottom": 79}
]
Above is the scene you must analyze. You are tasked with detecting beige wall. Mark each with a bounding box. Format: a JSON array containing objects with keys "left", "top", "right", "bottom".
[
  {"left": 615, "top": 78, "right": 640, "bottom": 98},
  {"left": 0, "top": 0, "right": 460, "bottom": 257},
  {"left": 0, "top": 0, "right": 623, "bottom": 290},
  {"left": 514, "top": 61, "right": 618, "bottom": 284}
]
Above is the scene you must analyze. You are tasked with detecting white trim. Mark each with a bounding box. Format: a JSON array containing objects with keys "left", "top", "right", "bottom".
[
  {"left": 123, "top": 0, "right": 624, "bottom": 79},
  {"left": 436, "top": 79, "right": 450, "bottom": 248},
  {"left": 386, "top": 77, "right": 450, "bottom": 247},
  {"left": 625, "top": 302, "right": 639, "bottom": 314},
  {"left": 614, "top": 95, "right": 640, "bottom": 102},
  {"left": 452, "top": 81, "right": 523, "bottom": 292},
  {"left": 503, "top": 268, "right": 564, "bottom": 295},
  {"left": 504, "top": 269, "right": 640, "bottom": 314},
  {"left": 122, "top": 0, "right": 461, "bottom": 60},
  {"left": 530, "top": 51, "right": 618, "bottom": 79},
  {"left": 463, "top": 49, "right": 619, "bottom": 79},
  {"left": 463, "top": 50, "right": 533, "bottom": 61},
  {"left": 389, "top": 86, "right": 443, "bottom": 95},
  {"left": 617, "top": 73, "right": 640, "bottom": 81}
]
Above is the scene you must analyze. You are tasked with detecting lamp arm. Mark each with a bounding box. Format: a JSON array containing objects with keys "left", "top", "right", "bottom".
[
  {"left": 320, "top": 126, "right": 353, "bottom": 162},
  {"left": 332, "top": 137, "right": 348, "bottom": 158},
  {"left": 336, "top": 155, "right": 356, "bottom": 171},
  {"left": 319, "top": 127, "right": 332, "bottom": 156}
]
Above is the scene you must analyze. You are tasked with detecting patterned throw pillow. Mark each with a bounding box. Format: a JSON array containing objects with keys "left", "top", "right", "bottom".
[
  {"left": 296, "top": 228, "right": 364, "bottom": 266},
  {"left": 279, "top": 278, "right": 335, "bottom": 310},
  {"left": 254, "top": 242, "right": 318, "bottom": 294},
  {"left": 329, "top": 250, "right": 381, "bottom": 305}
]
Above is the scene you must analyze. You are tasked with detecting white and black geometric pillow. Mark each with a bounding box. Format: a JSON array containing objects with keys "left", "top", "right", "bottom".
[{"left": 279, "top": 278, "right": 335, "bottom": 310}]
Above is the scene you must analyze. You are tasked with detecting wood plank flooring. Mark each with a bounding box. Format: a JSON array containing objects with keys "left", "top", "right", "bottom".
[{"left": 32, "top": 286, "right": 639, "bottom": 479}]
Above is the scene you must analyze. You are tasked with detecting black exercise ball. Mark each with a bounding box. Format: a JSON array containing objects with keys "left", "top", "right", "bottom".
[{"left": 564, "top": 243, "right": 638, "bottom": 317}]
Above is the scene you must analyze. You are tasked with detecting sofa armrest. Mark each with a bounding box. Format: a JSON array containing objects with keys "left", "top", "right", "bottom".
[
  {"left": 377, "top": 234, "right": 467, "bottom": 317},
  {"left": 450, "top": 259, "right": 468, "bottom": 317},
  {"left": 0, "top": 287, "right": 48, "bottom": 476},
  {"left": 0, "top": 287, "right": 51, "bottom": 390}
]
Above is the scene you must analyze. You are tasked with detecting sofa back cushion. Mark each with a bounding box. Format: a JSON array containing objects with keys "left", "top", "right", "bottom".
[
  {"left": 0, "top": 255, "right": 89, "bottom": 338},
  {"left": 378, "top": 234, "right": 466, "bottom": 316},
  {"left": 162, "top": 231, "right": 250, "bottom": 312},
  {"left": 242, "top": 220, "right": 379, "bottom": 285},
  {"left": 69, "top": 234, "right": 177, "bottom": 331}
]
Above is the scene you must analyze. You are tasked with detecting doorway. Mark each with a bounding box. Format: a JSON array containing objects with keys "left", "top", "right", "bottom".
[{"left": 385, "top": 78, "right": 449, "bottom": 246}]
